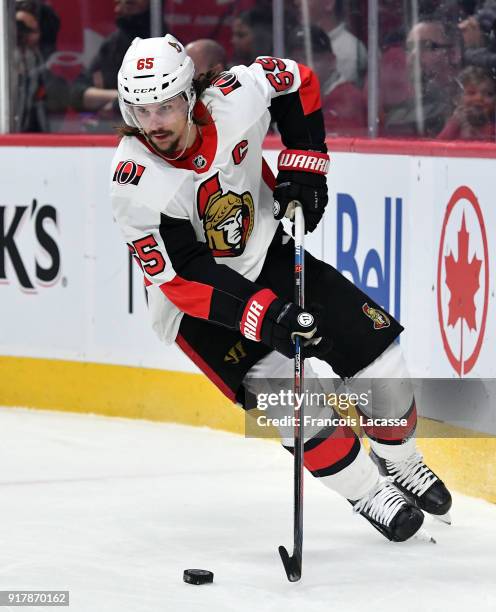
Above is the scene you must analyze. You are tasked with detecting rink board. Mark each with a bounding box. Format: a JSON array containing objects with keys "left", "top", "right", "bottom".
[{"left": 0, "top": 136, "right": 494, "bottom": 502}]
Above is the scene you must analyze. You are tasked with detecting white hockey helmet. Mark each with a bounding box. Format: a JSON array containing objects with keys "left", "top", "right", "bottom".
[{"left": 117, "top": 34, "right": 196, "bottom": 129}]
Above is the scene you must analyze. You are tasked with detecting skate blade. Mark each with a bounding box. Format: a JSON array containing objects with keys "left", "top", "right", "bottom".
[
  {"left": 433, "top": 512, "right": 451, "bottom": 525},
  {"left": 414, "top": 527, "right": 436, "bottom": 544}
]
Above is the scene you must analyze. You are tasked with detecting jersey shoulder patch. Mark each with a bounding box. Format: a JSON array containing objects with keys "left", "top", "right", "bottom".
[
  {"left": 110, "top": 137, "right": 192, "bottom": 220},
  {"left": 112, "top": 159, "right": 146, "bottom": 185},
  {"left": 211, "top": 71, "right": 242, "bottom": 96}
]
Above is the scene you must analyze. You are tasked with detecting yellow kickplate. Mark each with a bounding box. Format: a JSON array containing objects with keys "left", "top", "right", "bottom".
[{"left": 1, "top": 356, "right": 494, "bottom": 503}]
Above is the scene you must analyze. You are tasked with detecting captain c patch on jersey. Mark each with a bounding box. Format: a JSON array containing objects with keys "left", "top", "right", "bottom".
[{"left": 113, "top": 160, "right": 146, "bottom": 186}]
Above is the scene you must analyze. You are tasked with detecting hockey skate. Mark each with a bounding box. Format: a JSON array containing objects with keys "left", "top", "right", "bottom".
[
  {"left": 350, "top": 478, "right": 426, "bottom": 542},
  {"left": 370, "top": 449, "right": 452, "bottom": 524}
]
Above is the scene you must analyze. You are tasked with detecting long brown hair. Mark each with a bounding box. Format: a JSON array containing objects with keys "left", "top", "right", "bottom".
[{"left": 116, "top": 71, "right": 219, "bottom": 138}]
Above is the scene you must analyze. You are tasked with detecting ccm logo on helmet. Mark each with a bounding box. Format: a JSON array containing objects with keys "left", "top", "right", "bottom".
[
  {"left": 113, "top": 160, "right": 146, "bottom": 186},
  {"left": 133, "top": 87, "right": 157, "bottom": 93}
]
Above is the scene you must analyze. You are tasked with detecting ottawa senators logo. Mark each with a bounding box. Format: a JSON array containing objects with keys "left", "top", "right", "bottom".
[
  {"left": 362, "top": 303, "right": 391, "bottom": 329},
  {"left": 168, "top": 41, "right": 182, "bottom": 53},
  {"left": 113, "top": 160, "right": 145, "bottom": 185},
  {"left": 212, "top": 71, "right": 242, "bottom": 96},
  {"left": 197, "top": 173, "right": 254, "bottom": 257}
]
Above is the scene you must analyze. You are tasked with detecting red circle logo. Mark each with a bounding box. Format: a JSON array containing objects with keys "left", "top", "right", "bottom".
[{"left": 437, "top": 186, "right": 489, "bottom": 376}]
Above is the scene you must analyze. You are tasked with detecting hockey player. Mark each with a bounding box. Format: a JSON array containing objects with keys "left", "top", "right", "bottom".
[{"left": 111, "top": 34, "right": 452, "bottom": 543}]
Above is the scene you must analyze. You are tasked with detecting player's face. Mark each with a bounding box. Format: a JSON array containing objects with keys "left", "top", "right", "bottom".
[{"left": 133, "top": 96, "right": 190, "bottom": 154}]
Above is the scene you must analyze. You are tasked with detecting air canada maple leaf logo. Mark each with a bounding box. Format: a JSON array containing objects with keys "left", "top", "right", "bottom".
[
  {"left": 444, "top": 213, "right": 481, "bottom": 331},
  {"left": 437, "top": 186, "right": 489, "bottom": 376}
]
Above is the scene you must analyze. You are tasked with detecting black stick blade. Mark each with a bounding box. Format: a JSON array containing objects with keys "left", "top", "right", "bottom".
[{"left": 278, "top": 545, "right": 302, "bottom": 582}]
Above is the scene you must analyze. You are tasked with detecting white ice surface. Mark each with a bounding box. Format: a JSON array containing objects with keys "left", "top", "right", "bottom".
[{"left": 1, "top": 407, "right": 495, "bottom": 612}]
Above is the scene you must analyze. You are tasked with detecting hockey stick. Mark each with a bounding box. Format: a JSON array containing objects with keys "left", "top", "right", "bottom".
[{"left": 278, "top": 202, "right": 305, "bottom": 582}]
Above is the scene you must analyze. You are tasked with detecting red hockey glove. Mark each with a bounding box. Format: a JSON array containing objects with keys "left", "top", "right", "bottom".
[
  {"left": 273, "top": 149, "right": 330, "bottom": 233},
  {"left": 239, "top": 290, "right": 332, "bottom": 358}
]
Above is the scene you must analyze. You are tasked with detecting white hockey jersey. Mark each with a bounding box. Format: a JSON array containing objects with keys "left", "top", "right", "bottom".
[{"left": 110, "top": 57, "right": 323, "bottom": 344}]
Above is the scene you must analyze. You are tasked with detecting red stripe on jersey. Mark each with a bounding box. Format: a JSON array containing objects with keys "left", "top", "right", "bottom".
[
  {"left": 176, "top": 334, "right": 236, "bottom": 402},
  {"left": 297, "top": 63, "right": 322, "bottom": 116},
  {"left": 159, "top": 275, "right": 214, "bottom": 319},
  {"left": 303, "top": 424, "right": 356, "bottom": 472},
  {"left": 262, "top": 157, "right": 276, "bottom": 190},
  {"left": 358, "top": 402, "right": 418, "bottom": 442}
]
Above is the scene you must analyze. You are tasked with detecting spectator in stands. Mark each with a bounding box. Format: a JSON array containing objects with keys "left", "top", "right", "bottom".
[
  {"left": 71, "top": 0, "right": 167, "bottom": 131},
  {"left": 362, "top": 1, "right": 411, "bottom": 129},
  {"left": 18, "top": 0, "right": 69, "bottom": 132},
  {"left": 439, "top": 65, "right": 496, "bottom": 139},
  {"left": 14, "top": 1, "right": 50, "bottom": 131},
  {"left": 294, "top": 0, "right": 367, "bottom": 86},
  {"left": 230, "top": 8, "right": 273, "bottom": 66},
  {"left": 459, "top": 1, "right": 496, "bottom": 75},
  {"left": 383, "top": 17, "right": 463, "bottom": 137},
  {"left": 418, "top": 0, "right": 471, "bottom": 22},
  {"left": 185, "top": 39, "right": 227, "bottom": 77},
  {"left": 289, "top": 25, "right": 366, "bottom": 137},
  {"left": 17, "top": 0, "right": 61, "bottom": 60},
  {"left": 14, "top": 0, "right": 69, "bottom": 132},
  {"left": 40, "top": 1, "right": 60, "bottom": 60},
  {"left": 378, "top": 0, "right": 405, "bottom": 47}
]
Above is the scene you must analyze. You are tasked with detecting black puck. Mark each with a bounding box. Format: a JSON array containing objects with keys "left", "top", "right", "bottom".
[{"left": 183, "top": 569, "right": 214, "bottom": 585}]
